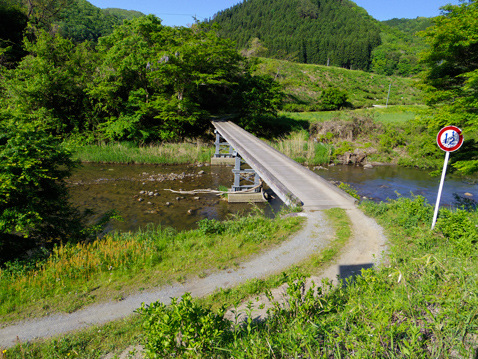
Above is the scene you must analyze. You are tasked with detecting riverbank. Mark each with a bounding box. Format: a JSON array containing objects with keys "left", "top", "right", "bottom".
[
  {"left": 68, "top": 106, "right": 451, "bottom": 170},
  {"left": 3, "top": 197, "right": 477, "bottom": 357},
  {"left": 0, "top": 211, "right": 303, "bottom": 325}
]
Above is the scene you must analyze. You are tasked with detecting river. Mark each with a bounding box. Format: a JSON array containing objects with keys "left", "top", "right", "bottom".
[{"left": 66, "top": 163, "right": 477, "bottom": 233}]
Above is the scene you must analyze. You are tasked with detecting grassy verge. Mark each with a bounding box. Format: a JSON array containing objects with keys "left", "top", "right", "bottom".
[
  {"left": 131, "top": 197, "right": 477, "bottom": 358},
  {"left": 0, "top": 212, "right": 304, "bottom": 323},
  {"left": 0, "top": 208, "right": 352, "bottom": 358},
  {"left": 69, "top": 141, "right": 215, "bottom": 164},
  {"left": 13, "top": 198, "right": 477, "bottom": 358}
]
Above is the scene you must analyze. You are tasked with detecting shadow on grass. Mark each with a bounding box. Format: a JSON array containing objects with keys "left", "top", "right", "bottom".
[{"left": 238, "top": 115, "right": 310, "bottom": 140}]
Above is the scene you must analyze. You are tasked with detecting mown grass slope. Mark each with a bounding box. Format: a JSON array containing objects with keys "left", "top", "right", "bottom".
[{"left": 254, "top": 58, "right": 423, "bottom": 111}]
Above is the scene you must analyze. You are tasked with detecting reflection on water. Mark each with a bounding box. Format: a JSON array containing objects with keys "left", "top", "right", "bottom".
[
  {"left": 67, "top": 163, "right": 282, "bottom": 233},
  {"left": 67, "top": 163, "right": 478, "bottom": 234},
  {"left": 314, "top": 164, "right": 478, "bottom": 206}
]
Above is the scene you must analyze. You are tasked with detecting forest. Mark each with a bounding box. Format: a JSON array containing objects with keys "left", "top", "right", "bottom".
[
  {"left": 210, "top": 0, "right": 382, "bottom": 71},
  {"left": 210, "top": 0, "right": 438, "bottom": 77}
]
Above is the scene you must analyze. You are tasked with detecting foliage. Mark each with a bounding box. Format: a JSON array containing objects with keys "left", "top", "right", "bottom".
[
  {"left": 19, "top": 0, "right": 69, "bottom": 34},
  {"left": 0, "top": 0, "right": 28, "bottom": 67},
  {"left": 210, "top": 0, "right": 381, "bottom": 70},
  {"left": 55, "top": 0, "right": 134, "bottom": 43},
  {"left": 0, "top": 212, "right": 303, "bottom": 322},
  {"left": 0, "top": 30, "right": 96, "bottom": 135},
  {"left": 319, "top": 87, "right": 348, "bottom": 110},
  {"left": 418, "top": 0, "right": 478, "bottom": 174},
  {"left": 0, "top": 113, "right": 84, "bottom": 255},
  {"left": 0, "top": 14, "right": 283, "bottom": 143},
  {"left": 87, "top": 16, "right": 281, "bottom": 142},
  {"left": 371, "top": 17, "right": 432, "bottom": 77},
  {"left": 139, "top": 293, "right": 230, "bottom": 357}
]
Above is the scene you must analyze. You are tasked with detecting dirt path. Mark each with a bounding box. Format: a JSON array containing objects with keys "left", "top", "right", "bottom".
[{"left": 0, "top": 208, "right": 387, "bottom": 350}]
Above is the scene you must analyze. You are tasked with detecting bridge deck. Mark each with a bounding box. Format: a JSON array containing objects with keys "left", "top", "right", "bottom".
[{"left": 212, "top": 121, "right": 357, "bottom": 210}]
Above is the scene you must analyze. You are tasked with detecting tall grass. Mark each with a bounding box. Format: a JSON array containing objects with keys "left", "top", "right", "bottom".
[
  {"left": 270, "top": 130, "right": 333, "bottom": 165},
  {"left": 0, "top": 213, "right": 303, "bottom": 322},
  {"left": 69, "top": 141, "right": 215, "bottom": 164}
]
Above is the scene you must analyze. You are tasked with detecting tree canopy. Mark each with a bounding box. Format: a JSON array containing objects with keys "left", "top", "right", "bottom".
[{"left": 418, "top": 0, "right": 478, "bottom": 174}]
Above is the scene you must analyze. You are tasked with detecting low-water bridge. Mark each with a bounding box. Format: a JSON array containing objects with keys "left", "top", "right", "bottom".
[{"left": 212, "top": 120, "right": 357, "bottom": 211}]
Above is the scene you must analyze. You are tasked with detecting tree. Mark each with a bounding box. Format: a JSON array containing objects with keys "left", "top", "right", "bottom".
[
  {"left": 0, "top": 1, "right": 28, "bottom": 67},
  {"left": 1, "top": 30, "right": 97, "bottom": 135},
  {"left": 0, "top": 111, "right": 84, "bottom": 250},
  {"left": 418, "top": 0, "right": 478, "bottom": 174},
  {"left": 89, "top": 15, "right": 281, "bottom": 142},
  {"left": 320, "top": 87, "right": 348, "bottom": 111}
]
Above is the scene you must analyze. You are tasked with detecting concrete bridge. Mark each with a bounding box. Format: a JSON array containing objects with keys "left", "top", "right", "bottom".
[{"left": 211, "top": 120, "right": 357, "bottom": 211}]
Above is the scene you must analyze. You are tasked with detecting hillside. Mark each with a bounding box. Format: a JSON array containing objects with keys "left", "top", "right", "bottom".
[
  {"left": 254, "top": 58, "right": 423, "bottom": 111},
  {"left": 209, "top": 0, "right": 382, "bottom": 71},
  {"left": 369, "top": 17, "right": 432, "bottom": 76},
  {"left": 56, "top": 0, "right": 145, "bottom": 43}
]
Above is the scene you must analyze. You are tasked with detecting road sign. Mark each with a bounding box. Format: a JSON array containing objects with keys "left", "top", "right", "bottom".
[
  {"left": 437, "top": 126, "right": 463, "bottom": 152},
  {"left": 432, "top": 126, "right": 465, "bottom": 229}
]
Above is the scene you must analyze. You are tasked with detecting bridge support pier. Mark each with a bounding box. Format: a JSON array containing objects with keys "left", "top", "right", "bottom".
[
  {"left": 211, "top": 128, "right": 266, "bottom": 202},
  {"left": 211, "top": 130, "right": 236, "bottom": 165},
  {"left": 232, "top": 155, "right": 261, "bottom": 192}
]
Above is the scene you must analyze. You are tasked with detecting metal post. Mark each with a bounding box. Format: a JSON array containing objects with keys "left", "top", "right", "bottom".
[
  {"left": 386, "top": 82, "right": 392, "bottom": 108},
  {"left": 233, "top": 156, "right": 242, "bottom": 191},
  {"left": 432, "top": 151, "right": 450, "bottom": 229},
  {"left": 214, "top": 130, "right": 221, "bottom": 158}
]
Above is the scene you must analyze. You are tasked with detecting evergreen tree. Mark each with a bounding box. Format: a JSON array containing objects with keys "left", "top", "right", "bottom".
[{"left": 210, "top": 0, "right": 381, "bottom": 71}]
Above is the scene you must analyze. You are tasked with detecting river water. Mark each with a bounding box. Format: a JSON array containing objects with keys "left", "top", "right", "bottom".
[{"left": 67, "top": 163, "right": 477, "bottom": 233}]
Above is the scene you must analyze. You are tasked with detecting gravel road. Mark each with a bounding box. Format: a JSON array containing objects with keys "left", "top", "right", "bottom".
[{"left": 1, "top": 209, "right": 344, "bottom": 348}]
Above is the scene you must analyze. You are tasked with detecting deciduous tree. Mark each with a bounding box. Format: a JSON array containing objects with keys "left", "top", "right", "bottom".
[{"left": 419, "top": 0, "right": 478, "bottom": 173}]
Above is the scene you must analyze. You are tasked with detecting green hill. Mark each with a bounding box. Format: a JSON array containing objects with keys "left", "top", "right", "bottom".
[
  {"left": 209, "top": 0, "right": 382, "bottom": 71},
  {"left": 254, "top": 57, "right": 423, "bottom": 111},
  {"left": 369, "top": 17, "right": 432, "bottom": 76},
  {"left": 56, "top": 0, "right": 145, "bottom": 43}
]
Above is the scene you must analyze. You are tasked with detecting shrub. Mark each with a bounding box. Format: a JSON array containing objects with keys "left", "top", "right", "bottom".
[
  {"left": 139, "top": 293, "right": 230, "bottom": 358},
  {"left": 319, "top": 87, "right": 348, "bottom": 110}
]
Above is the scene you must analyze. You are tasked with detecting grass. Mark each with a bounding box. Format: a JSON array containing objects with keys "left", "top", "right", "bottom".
[
  {"left": 268, "top": 130, "right": 333, "bottom": 165},
  {"left": 255, "top": 57, "right": 424, "bottom": 110},
  {"left": 0, "top": 207, "right": 352, "bottom": 358},
  {"left": 280, "top": 104, "right": 426, "bottom": 125},
  {"left": 69, "top": 140, "right": 215, "bottom": 164},
  {"left": 9, "top": 197, "right": 476, "bottom": 358},
  {"left": 0, "top": 211, "right": 304, "bottom": 323}
]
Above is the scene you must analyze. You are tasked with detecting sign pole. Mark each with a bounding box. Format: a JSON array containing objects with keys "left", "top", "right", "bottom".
[
  {"left": 431, "top": 151, "right": 450, "bottom": 230},
  {"left": 432, "top": 125, "right": 464, "bottom": 230}
]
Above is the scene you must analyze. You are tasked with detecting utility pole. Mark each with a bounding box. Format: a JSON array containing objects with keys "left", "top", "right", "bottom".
[{"left": 386, "top": 82, "right": 392, "bottom": 108}]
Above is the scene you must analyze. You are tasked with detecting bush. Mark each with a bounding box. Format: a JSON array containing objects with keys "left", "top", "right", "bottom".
[
  {"left": 319, "top": 87, "right": 348, "bottom": 111},
  {"left": 139, "top": 293, "right": 230, "bottom": 358}
]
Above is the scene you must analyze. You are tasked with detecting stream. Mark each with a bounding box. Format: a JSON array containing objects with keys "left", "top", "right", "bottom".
[{"left": 67, "top": 163, "right": 478, "bottom": 233}]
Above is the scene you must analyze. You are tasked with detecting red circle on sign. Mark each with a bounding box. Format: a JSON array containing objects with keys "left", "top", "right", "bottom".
[{"left": 437, "top": 126, "right": 464, "bottom": 152}]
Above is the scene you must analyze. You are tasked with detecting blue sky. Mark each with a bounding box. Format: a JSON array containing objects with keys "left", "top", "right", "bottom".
[{"left": 88, "top": 0, "right": 463, "bottom": 27}]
